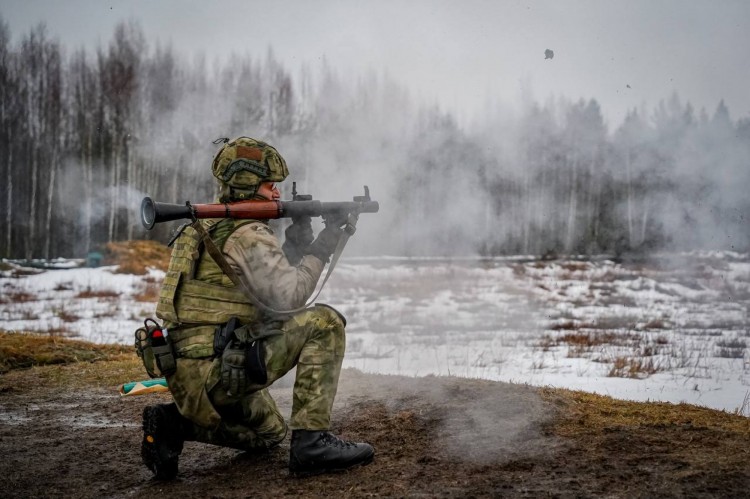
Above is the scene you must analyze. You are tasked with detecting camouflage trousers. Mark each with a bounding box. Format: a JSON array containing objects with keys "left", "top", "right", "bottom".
[{"left": 169, "top": 304, "right": 346, "bottom": 451}]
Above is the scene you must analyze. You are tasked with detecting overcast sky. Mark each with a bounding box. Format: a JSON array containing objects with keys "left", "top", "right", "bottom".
[{"left": 2, "top": 0, "right": 749, "bottom": 128}]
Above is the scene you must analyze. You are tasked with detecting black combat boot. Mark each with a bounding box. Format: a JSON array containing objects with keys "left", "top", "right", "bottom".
[
  {"left": 289, "top": 430, "right": 374, "bottom": 475},
  {"left": 141, "top": 403, "right": 189, "bottom": 480}
]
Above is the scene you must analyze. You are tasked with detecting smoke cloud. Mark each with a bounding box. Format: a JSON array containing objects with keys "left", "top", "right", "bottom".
[{"left": 2, "top": 20, "right": 749, "bottom": 258}]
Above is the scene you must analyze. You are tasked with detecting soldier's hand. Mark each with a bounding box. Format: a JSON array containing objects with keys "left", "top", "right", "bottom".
[
  {"left": 221, "top": 343, "right": 247, "bottom": 396},
  {"left": 322, "top": 212, "right": 349, "bottom": 230},
  {"left": 283, "top": 216, "right": 314, "bottom": 265},
  {"left": 306, "top": 224, "right": 344, "bottom": 263},
  {"left": 285, "top": 216, "right": 314, "bottom": 247}
]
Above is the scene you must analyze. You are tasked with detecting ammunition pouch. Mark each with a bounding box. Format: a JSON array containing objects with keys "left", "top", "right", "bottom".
[
  {"left": 135, "top": 318, "right": 177, "bottom": 378},
  {"left": 215, "top": 317, "right": 283, "bottom": 391}
]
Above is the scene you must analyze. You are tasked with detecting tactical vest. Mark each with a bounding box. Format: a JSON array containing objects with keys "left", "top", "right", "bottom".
[{"left": 156, "top": 218, "right": 261, "bottom": 359}]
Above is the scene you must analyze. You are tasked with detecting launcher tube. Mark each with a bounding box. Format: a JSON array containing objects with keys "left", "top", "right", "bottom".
[{"left": 141, "top": 197, "right": 379, "bottom": 229}]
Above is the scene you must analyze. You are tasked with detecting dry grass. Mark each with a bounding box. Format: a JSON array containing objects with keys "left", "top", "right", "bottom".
[
  {"left": 75, "top": 288, "right": 121, "bottom": 299},
  {"left": 55, "top": 307, "right": 80, "bottom": 323},
  {"left": 715, "top": 338, "right": 746, "bottom": 358},
  {"left": 0, "top": 291, "right": 37, "bottom": 304},
  {"left": 133, "top": 282, "right": 161, "bottom": 302},
  {"left": 550, "top": 316, "right": 642, "bottom": 331},
  {"left": 0, "top": 351, "right": 144, "bottom": 393},
  {"left": 643, "top": 318, "right": 668, "bottom": 329},
  {"left": 593, "top": 270, "right": 619, "bottom": 282},
  {"left": 544, "top": 387, "right": 750, "bottom": 438},
  {"left": 540, "top": 327, "right": 672, "bottom": 367},
  {"left": 559, "top": 331, "right": 621, "bottom": 346},
  {"left": 3, "top": 267, "right": 43, "bottom": 278},
  {"left": 40, "top": 326, "right": 74, "bottom": 336},
  {"left": 540, "top": 331, "right": 628, "bottom": 346},
  {"left": 607, "top": 356, "right": 662, "bottom": 378},
  {"left": 0, "top": 331, "right": 132, "bottom": 374},
  {"left": 559, "top": 262, "right": 590, "bottom": 272},
  {"left": 105, "top": 240, "right": 170, "bottom": 275},
  {"left": 716, "top": 338, "right": 747, "bottom": 349},
  {"left": 550, "top": 320, "right": 594, "bottom": 331}
]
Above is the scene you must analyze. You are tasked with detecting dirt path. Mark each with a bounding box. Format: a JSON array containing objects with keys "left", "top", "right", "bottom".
[{"left": 1, "top": 365, "right": 749, "bottom": 498}]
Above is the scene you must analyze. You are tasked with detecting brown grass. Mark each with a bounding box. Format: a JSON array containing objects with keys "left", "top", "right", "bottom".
[
  {"left": 559, "top": 262, "right": 590, "bottom": 272},
  {"left": 5, "top": 267, "right": 42, "bottom": 278},
  {"left": 607, "top": 356, "right": 661, "bottom": 378},
  {"left": 550, "top": 316, "right": 644, "bottom": 331},
  {"left": 75, "top": 288, "right": 121, "bottom": 299},
  {"left": 105, "top": 240, "right": 170, "bottom": 275},
  {"left": 544, "top": 388, "right": 750, "bottom": 438},
  {"left": 0, "top": 291, "right": 37, "bottom": 304},
  {"left": 55, "top": 308, "right": 80, "bottom": 323},
  {"left": 0, "top": 331, "right": 132, "bottom": 374},
  {"left": 41, "top": 326, "right": 74, "bottom": 336},
  {"left": 558, "top": 331, "right": 620, "bottom": 346},
  {"left": 540, "top": 331, "right": 631, "bottom": 357},
  {"left": 643, "top": 318, "right": 668, "bottom": 329},
  {"left": 550, "top": 320, "right": 595, "bottom": 330},
  {"left": 133, "top": 282, "right": 160, "bottom": 302}
]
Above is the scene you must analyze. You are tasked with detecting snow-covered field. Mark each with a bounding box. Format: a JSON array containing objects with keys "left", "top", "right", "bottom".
[{"left": 2, "top": 253, "right": 749, "bottom": 416}]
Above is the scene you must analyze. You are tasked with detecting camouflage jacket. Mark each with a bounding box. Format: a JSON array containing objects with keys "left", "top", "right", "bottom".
[
  {"left": 156, "top": 219, "right": 324, "bottom": 334},
  {"left": 223, "top": 221, "right": 324, "bottom": 311}
]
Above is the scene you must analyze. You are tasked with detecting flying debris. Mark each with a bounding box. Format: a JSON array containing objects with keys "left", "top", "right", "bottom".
[
  {"left": 626, "top": 84, "right": 632, "bottom": 89},
  {"left": 544, "top": 49, "right": 554, "bottom": 60}
]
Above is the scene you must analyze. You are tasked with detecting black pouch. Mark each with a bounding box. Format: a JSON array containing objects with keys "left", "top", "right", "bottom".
[
  {"left": 245, "top": 340, "right": 267, "bottom": 385},
  {"left": 215, "top": 317, "right": 268, "bottom": 385}
]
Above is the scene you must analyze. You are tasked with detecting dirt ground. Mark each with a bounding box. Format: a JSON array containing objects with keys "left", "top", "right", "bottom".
[{"left": 1, "top": 360, "right": 749, "bottom": 498}]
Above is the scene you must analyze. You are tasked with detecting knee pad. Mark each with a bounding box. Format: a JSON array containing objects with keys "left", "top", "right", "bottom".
[{"left": 314, "top": 303, "right": 347, "bottom": 328}]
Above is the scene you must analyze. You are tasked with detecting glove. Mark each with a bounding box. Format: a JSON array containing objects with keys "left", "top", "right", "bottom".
[
  {"left": 284, "top": 216, "right": 314, "bottom": 247},
  {"left": 283, "top": 216, "right": 314, "bottom": 265},
  {"left": 306, "top": 224, "right": 345, "bottom": 263},
  {"left": 220, "top": 341, "right": 247, "bottom": 396}
]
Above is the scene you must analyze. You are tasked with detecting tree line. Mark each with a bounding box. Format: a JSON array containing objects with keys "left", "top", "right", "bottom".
[{"left": 1, "top": 19, "right": 749, "bottom": 259}]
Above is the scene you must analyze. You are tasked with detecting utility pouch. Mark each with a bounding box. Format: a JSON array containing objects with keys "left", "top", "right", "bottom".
[
  {"left": 134, "top": 318, "right": 177, "bottom": 378},
  {"left": 215, "top": 317, "right": 268, "bottom": 389}
]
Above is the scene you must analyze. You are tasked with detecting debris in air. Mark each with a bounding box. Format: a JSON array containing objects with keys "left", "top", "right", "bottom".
[
  {"left": 626, "top": 84, "right": 632, "bottom": 89},
  {"left": 544, "top": 49, "right": 554, "bottom": 60}
]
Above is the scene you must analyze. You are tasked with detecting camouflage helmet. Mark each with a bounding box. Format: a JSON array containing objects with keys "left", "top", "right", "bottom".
[{"left": 211, "top": 137, "right": 289, "bottom": 201}]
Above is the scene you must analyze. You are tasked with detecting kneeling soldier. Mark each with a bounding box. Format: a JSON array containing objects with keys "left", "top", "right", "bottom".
[{"left": 141, "top": 137, "right": 374, "bottom": 479}]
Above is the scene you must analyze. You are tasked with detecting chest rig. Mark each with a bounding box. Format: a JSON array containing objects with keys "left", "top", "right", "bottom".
[{"left": 156, "top": 218, "right": 260, "bottom": 359}]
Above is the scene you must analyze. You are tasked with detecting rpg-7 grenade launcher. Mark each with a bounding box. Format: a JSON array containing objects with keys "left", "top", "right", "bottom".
[{"left": 140, "top": 183, "right": 379, "bottom": 230}]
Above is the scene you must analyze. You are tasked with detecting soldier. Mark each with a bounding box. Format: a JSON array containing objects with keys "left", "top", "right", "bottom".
[{"left": 140, "top": 137, "right": 374, "bottom": 480}]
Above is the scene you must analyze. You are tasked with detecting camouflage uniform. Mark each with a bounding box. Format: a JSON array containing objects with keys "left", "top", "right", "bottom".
[
  {"left": 155, "top": 139, "right": 346, "bottom": 452},
  {"left": 159, "top": 219, "right": 346, "bottom": 450}
]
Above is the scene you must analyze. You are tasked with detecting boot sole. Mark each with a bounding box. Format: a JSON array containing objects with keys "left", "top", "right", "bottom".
[
  {"left": 290, "top": 453, "right": 374, "bottom": 477},
  {"left": 141, "top": 406, "right": 180, "bottom": 480}
]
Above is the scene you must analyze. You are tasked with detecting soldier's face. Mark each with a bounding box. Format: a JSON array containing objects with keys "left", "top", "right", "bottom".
[{"left": 256, "top": 182, "right": 281, "bottom": 201}]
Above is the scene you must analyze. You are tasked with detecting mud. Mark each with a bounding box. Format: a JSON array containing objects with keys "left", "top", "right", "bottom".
[{"left": 1, "top": 369, "right": 748, "bottom": 498}]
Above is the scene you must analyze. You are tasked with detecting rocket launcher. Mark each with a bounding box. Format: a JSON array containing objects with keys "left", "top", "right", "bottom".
[{"left": 141, "top": 183, "right": 379, "bottom": 229}]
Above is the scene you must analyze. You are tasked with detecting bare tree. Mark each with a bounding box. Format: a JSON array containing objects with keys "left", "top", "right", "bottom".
[{"left": 0, "top": 17, "right": 17, "bottom": 258}]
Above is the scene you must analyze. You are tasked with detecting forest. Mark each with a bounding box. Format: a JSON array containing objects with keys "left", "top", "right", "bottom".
[{"left": 1, "top": 19, "right": 749, "bottom": 259}]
